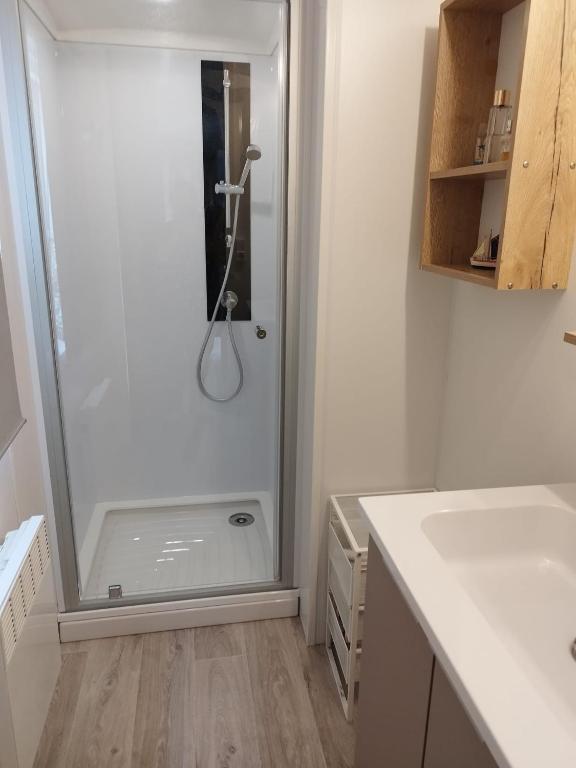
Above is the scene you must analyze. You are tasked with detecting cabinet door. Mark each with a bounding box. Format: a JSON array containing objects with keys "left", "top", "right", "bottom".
[
  {"left": 424, "top": 662, "right": 499, "bottom": 768},
  {"left": 355, "top": 539, "right": 434, "bottom": 768}
]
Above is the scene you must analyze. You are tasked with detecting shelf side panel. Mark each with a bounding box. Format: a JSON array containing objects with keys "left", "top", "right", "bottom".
[
  {"left": 498, "top": 0, "right": 574, "bottom": 289},
  {"left": 540, "top": 0, "right": 576, "bottom": 289}
]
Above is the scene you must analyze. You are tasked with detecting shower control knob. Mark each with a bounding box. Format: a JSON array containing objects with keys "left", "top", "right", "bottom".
[{"left": 256, "top": 325, "right": 267, "bottom": 340}]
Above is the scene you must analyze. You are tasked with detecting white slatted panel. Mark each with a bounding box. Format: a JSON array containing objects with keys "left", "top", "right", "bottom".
[
  {"left": 30, "top": 534, "right": 43, "bottom": 586},
  {"left": 21, "top": 557, "right": 36, "bottom": 612},
  {"left": 10, "top": 579, "right": 26, "bottom": 641},
  {"left": 0, "top": 524, "right": 51, "bottom": 664},
  {"left": 39, "top": 521, "right": 50, "bottom": 570},
  {"left": 1, "top": 604, "right": 16, "bottom": 661}
]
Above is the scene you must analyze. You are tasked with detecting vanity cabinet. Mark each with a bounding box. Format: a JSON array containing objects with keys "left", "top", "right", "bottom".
[
  {"left": 424, "top": 663, "right": 499, "bottom": 768},
  {"left": 355, "top": 539, "right": 499, "bottom": 768}
]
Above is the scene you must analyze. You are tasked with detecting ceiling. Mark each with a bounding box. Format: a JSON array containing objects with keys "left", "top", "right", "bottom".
[{"left": 25, "top": 0, "right": 283, "bottom": 55}]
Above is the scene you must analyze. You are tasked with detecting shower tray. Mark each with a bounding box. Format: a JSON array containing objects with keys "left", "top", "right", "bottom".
[{"left": 79, "top": 492, "right": 274, "bottom": 600}]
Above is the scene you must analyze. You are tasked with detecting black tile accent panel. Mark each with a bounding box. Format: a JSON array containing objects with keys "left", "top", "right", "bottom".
[{"left": 201, "top": 60, "right": 251, "bottom": 321}]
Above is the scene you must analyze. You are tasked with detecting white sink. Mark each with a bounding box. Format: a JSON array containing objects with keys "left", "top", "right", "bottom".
[
  {"left": 423, "top": 505, "right": 576, "bottom": 735},
  {"left": 360, "top": 485, "right": 576, "bottom": 768}
]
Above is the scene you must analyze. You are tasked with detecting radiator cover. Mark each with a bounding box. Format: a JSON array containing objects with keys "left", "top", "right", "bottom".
[{"left": 0, "top": 516, "right": 60, "bottom": 768}]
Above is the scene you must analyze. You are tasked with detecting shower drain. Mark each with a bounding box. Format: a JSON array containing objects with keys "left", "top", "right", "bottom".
[{"left": 229, "top": 512, "right": 255, "bottom": 527}]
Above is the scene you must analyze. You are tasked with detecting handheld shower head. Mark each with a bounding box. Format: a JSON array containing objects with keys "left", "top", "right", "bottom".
[
  {"left": 238, "top": 144, "right": 262, "bottom": 188},
  {"left": 246, "top": 144, "right": 262, "bottom": 161},
  {"left": 214, "top": 145, "right": 263, "bottom": 196}
]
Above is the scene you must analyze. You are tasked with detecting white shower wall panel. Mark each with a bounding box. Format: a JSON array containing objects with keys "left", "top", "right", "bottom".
[{"left": 24, "top": 10, "right": 282, "bottom": 550}]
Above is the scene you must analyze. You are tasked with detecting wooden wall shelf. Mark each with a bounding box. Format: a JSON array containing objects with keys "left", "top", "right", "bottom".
[
  {"left": 430, "top": 162, "right": 509, "bottom": 181},
  {"left": 564, "top": 332, "right": 576, "bottom": 346},
  {"left": 420, "top": 0, "right": 576, "bottom": 290},
  {"left": 421, "top": 263, "right": 496, "bottom": 287},
  {"left": 442, "top": 0, "right": 524, "bottom": 11}
]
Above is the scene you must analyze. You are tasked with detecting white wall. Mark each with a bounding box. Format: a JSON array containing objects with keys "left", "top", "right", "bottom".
[
  {"left": 298, "top": 0, "right": 576, "bottom": 644},
  {"left": 0, "top": 33, "right": 51, "bottom": 544},
  {"left": 23, "top": 9, "right": 283, "bottom": 555},
  {"left": 298, "top": 0, "right": 453, "bottom": 641},
  {"left": 319, "top": 0, "right": 452, "bottom": 492},
  {"left": 291, "top": 0, "right": 329, "bottom": 641},
  {"left": 0, "top": 451, "right": 19, "bottom": 538},
  {"left": 435, "top": 4, "right": 576, "bottom": 491},
  {"left": 436, "top": 277, "right": 576, "bottom": 490}
]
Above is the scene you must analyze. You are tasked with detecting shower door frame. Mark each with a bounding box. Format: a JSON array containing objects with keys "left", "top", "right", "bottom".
[{"left": 1, "top": 0, "right": 297, "bottom": 613}]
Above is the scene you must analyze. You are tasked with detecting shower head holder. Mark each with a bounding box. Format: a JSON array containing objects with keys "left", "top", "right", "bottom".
[{"left": 215, "top": 181, "right": 245, "bottom": 196}]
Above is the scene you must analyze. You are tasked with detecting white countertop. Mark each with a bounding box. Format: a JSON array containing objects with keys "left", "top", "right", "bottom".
[{"left": 360, "top": 484, "right": 576, "bottom": 768}]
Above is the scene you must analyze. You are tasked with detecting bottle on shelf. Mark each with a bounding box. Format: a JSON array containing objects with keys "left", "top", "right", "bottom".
[
  {"left": 484, "top": 89, "right": 513, "bottom": 164},
  {"left": 473, "top": 122, "right": 488, "bottom": 165},
  {"left": 499, "top": 124, "right": 513, "bottom": 162}
]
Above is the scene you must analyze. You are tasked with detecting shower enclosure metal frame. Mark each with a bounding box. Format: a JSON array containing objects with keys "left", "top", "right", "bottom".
[{"left": 0, "top": 0, "right": 296, "bottom": 614}]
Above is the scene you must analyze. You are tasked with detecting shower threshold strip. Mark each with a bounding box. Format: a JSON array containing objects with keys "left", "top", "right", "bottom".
[{"left": 58, "top": 589, "right": 299, "bottom": 642}]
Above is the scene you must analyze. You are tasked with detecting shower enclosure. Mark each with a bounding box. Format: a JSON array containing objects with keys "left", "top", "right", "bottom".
[{"left": 4, "top": 0, "right": 291, "bottom": 612}]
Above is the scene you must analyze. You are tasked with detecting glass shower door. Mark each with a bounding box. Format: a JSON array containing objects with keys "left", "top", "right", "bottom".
[{"left": 19, "top": 0, "right": 287, "bottom": 606}]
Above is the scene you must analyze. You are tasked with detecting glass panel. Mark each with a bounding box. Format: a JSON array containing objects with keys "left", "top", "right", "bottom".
[{"left": 20, "top": 0, "right": 286, "bottom": 603}]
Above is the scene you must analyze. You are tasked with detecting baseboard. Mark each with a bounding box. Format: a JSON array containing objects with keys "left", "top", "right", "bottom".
[{"left": 59, "top": 589, "right": 299, "bottom": 642}]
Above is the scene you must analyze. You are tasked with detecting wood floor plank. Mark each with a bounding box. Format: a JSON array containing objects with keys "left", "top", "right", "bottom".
[
  {"left": 35, "top": 619, "right": 350, "bottom": 768},
  {"left": 60, "top": 639, "right": 102, "bottom": 655},
  {"left": 243, "top": 619, "right": 328, "bottom": 768},
  {"left": 194, "top": 623, "right": 245, "bottom": 660},
  {"left": 64, "top": 635, "right": 143, "bottom": 768},
  {"left": 194, "top": 654, "right": 262, "bottom": 768},
  {"left": 33, "top": 652, "right": 88, "bottom": 768},
  {"left": 131, "top": 630, "right": 195, "bottom": 768},
  {"left": 293, "top": 622, "right": 356, "bottom": 768},
  {"left": 59, "top": 641, "right": 86, "bottom": 655}
]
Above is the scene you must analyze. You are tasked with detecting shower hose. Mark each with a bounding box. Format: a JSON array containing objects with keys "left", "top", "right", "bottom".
[{"left": 196, "top": 192, "right": 244, "bottom": 402}]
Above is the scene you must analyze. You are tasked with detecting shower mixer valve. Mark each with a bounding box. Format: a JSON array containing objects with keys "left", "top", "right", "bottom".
[{"left": 221, "top": 291, "right": 238, "bottom": 312}]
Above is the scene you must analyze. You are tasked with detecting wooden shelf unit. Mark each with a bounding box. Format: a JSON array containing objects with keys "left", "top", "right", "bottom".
[{"left": 420, "top": 0, "right": 576, "bottom": 290}]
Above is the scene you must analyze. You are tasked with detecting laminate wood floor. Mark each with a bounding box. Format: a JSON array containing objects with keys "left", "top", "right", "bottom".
[{"left": 34, "top": 618, "right": 355, "bottom": 768}]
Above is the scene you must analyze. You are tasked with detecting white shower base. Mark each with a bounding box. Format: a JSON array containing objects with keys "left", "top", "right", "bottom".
[{"left": 79, "top": 493, "right": 275, "bottom": 601}]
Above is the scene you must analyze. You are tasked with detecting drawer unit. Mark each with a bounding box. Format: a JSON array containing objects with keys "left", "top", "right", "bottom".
[
  {"left": 328, "top": 562, "right": 365, "bottom": 643},
  {"left": 326, "top": 489, "right": 434, "bottom": 721},
  {"left": 327, "top": 594, "right": 361, "bottom": 705}
]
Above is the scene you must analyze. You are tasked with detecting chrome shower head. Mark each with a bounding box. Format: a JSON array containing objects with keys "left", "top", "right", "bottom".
[{"left": 246, "top": 144, "right": 262, "bottom": 161}]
